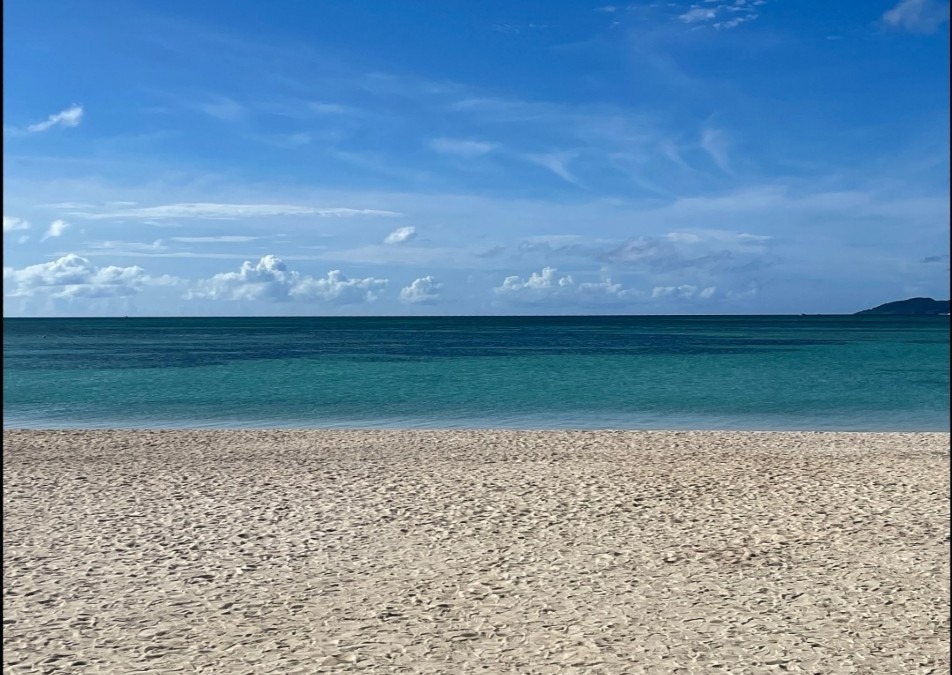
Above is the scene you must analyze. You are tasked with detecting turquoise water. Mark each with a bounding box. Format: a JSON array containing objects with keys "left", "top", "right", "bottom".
[{"left": 3, "top": 316, "right": 949, "bottom": 431}]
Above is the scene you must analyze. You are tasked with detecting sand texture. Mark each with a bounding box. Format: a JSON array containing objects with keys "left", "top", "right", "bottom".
[{"left": 3, "top": 429, "right": 950, "bottom": 674}]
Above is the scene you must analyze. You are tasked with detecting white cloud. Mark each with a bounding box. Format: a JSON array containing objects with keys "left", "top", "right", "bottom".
[
  {"left": 577, "top": 278, "right": 630, "bottom": 298},
  {"left": 400, "top": 276, "right": 442, "bottom": 304},
  {"left": 679, "top": 7, "right": 717, "bottom": 23},
  {"left": 700, "top": 128, "right": 732, "bottom": 174},
  {"left": 64, "top": 203, "right": 404, "bottom": 221},
  {"left": 524, "top": 152, "right": 579, "bottom": 185},
  {"left": 25, "top": 105, "right": 84, "bottom": 133},
  {"left": 190, "top": 255, "right": 387, "bottom": 304},
  {"left": 517, "top": 234, "right": 605, "bottom": 257},
  {"left": 197, "top": 96, "right": 244, "bottom": 121},
  {"left": 189, "top": 255, "right": 299, "bottom": 302},
  {"left": 713, "top": 14, "right": 758, "bottom": 30},
  {"left": 664, "top": 232, "right": 703, "bottom": 244},
  {"left": 428, "top": 138, "right": 497, "bottom": 157},
  {"left": 726, "top": 283, "right": 759, "bottom": 299},
  {"left": 309, "top": 101, "right": 353, "bottom": 115},
  {"left": 41, "top": 219, "right": 70, "bottom": 241},
  {"left": 497, "top": 266, "right": 574, "bottom": 293},
  {"left": 651, "top": 285, "right": 716, "bottom": 299},
  {"left": 383, "top": 226, "right": 417, "bottom": 244},
  {"left": 4, "top": 254, "right": 175, "bottom": 299},
  {"left": 601, "top": 229, "right": 772, "bottom": 272},
  {"left": 319, "top": 244, "right": 462, "bottom": 266},
  {"left": 882, "top": 0, "right": 950, "bottom": 33},
  {"left": 3, "top": 216, "right": 30, "bottom": 233},
  {"left": 495, "top": 266, "right": 636, "bottom": 305},
  {"left": 679, "top": 1, "right": 763, "bottom": 29},
  {"left": 293, "top": 270, "right": 388, "bottom": 304},
  {"left": 87, "top": 239, "right": 167, "bottom": 253},
  {"left": 170, "top": 236, "right": 261, "bottom": 243}
]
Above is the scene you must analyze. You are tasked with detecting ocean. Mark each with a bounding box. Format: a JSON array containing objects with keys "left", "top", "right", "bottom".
[{"left": 3, "top": 316, "right": 949, "bottom": 431}]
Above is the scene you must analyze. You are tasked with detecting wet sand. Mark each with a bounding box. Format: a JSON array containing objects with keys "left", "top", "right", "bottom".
[{"left": 3, "top": 429, "right": 949, "bottom": 673}]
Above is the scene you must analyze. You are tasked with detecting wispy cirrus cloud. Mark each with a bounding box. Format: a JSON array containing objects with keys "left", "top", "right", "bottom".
[
  {"left": 678, "top": 0, "right": 765, "bottom": 30},
  {"left": 4, "top": 105, "right": 85, "bottom": 138},
  {"left": 700, "top": 128, "right": 733, "bottom": 174},
  {"left": 195, "top": 95, "right": 245, "bottom": 121},
  {"left": 517, "top": 235, "right": 605, "bottom": 258},
  {"left": 882, "top": 0, "right": 950, "bottom": 33},
  {"left": 599, "top": 229, "right": 773, "bottom": 273},
  {"left": 59, "top": 202, "right": 404, "bottom": 221},
  {"left": 86, "top": 239, "right": 168, "bottom": 253},
  {"left": 26, "top": 104, "right": 85, "bottom": 133},
  {"left": 523, "top": 152, "right": 579, "bottom": 185},
  {"left": 428, "top": 138, "right": 497, "bottom": 157},
  {"left": 170, "top": 235, "right": 263, "bottom": 243}
]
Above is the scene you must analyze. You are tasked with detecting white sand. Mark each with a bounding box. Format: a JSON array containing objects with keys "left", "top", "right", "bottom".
[{"left": 3, "top": 429, "right": 949, "bottom": 674}]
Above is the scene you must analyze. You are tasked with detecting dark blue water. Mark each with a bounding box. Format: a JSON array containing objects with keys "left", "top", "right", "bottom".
[{"left": 3, "top": 316, "right": 949, "bottom": 430}]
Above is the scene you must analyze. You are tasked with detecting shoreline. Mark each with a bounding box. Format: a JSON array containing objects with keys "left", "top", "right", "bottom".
[
  {"left": 4, "top": 429, "right": 949, "bottom": 672},
  {"left": 5, "top": 419, "right": 951, "bottom": 432}
]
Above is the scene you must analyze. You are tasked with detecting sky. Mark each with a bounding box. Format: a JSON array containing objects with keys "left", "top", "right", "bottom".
[{"left": 3, "top": 0, "right": 949, "bottom": 316}]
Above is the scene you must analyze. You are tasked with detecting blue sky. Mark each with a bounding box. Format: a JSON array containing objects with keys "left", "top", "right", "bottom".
[{"left": 3, "top": 0, "right": 949, "bottom": 316}]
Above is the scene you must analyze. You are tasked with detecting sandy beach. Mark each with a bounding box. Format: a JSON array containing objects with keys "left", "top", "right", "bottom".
[{"left": 3, "top": 429, "right": 949, "bottom": 674}]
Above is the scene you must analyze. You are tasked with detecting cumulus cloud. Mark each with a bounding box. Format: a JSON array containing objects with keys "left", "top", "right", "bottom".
[
  {"left": 3, "top": 216, "right": 30, "bottom": 233},
  {"left": 400, "top": 276, "right": 443, "bottom": 304},
  {"left": 294, "top": 270, "right": 388, "bottom": 304},
  {"left": 25, "top": 104, "right": 84, "bottom": 133},
  {"left": 190, "top": 255, "right": 387, "bottom": 304},
  {"left": 3, "top": 254, "right": 175, "bottom": 299},
  {"left": 64, "top": 203, "right": 404, "bottom": 221},
  {"left": 497, "top": 266, "right": 575, "bottom": 294},
  {"left": 882, "top": 0, "right": 949, "bottom": 33},
  {"left": 495, "top": 266, "right": 635, "bottom": 305},
  {"left": 41, "top": 219, "right": 70, "bottom": 241},
  {"left": 726, "top": 283, "right": 759, "bottom": 300},
  {"left": 651, "top": 285, "right": 717, "bottom": 299},
  {"left": 189, "top": 255, "right": 296, "bottom": 302},
  {"left": 428, "top": 138, "right": 497, "bottom": 157},
  {"left": 383, "top": 226, "right": 417, "bottom": 245}
]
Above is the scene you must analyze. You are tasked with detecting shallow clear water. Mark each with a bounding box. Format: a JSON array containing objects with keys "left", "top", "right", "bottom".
[{"left": 3, "top": 316, "right": 949, "bottom": 430}]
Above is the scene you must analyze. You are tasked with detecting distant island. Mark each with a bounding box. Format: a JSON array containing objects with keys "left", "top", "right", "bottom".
[{"left": 855, "top": 297, "right": 950, "bottom": 315}]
